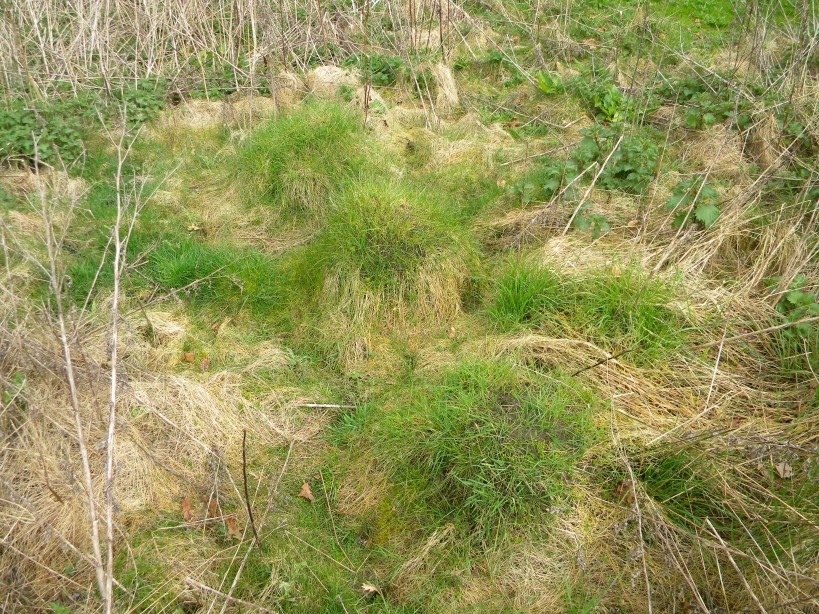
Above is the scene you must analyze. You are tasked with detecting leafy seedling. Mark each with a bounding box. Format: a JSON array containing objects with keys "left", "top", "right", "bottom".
[
  {"left": 667, "top": 176, "right": 720, "bottom": 228},
  {"left": 536, "top": 71, "right": 563, "bottom": 95}
]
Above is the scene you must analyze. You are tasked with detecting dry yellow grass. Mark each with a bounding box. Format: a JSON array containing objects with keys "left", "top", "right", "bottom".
[{"left": 2, "top": 4, "right": 819, "bottom": 606}]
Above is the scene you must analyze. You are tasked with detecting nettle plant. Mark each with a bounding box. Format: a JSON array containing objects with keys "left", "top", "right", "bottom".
[
  {"left": 0, "top": 80, "right": 167, "bottom": 167},
  {"left": 575, "top": 124, "right": 660, "bottom": 194},
  {"left": 655, "top": 75, "right": 754, "bottom": 131},
  {"left": 512, "top": 124, "right": 660, "bottom": 202},
  {"left": 666, "top": 176, "right": 721, "bottom": 228},
  {"left": 769, "top": 275, "right": 819, "bottom": 338},
  {"left": 115, "top": 79, "right": 166, "bottom": 127},
  {"left": 510, "top": 159, "right": 571, "bottom": 205},
  {"left": 0, "top": 93, "right": 95, "bottom": 165},
  {"left": 510, "top": 124, "right": 659, "bottom": 237},
  {"left": 344, "top": 53, "right": 404, "bottom": 87}
]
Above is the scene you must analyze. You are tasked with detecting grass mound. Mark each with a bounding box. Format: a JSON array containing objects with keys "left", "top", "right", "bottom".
[
  {"left": 284, "top": 176, "right": 480, "bottom": 365},
  {"left": 362, "top": 359, "right": 602, "bottom": 535},
  {"left": 236, "top": 100, "right": 374, "bottom": 218},
  {"left": 309, "top": 178, "right": 468, "bottom": 290},
  {"left": 489, "top": 257, "right": 690, "bottom": 361}
]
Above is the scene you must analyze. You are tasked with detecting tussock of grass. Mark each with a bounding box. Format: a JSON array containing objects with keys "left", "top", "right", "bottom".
[
  {"left": 310, "top": 178, "right": 467, "bottom": 290},
  {"left": 489, "top": 257, "right": 565, "bottom": 328},
  {"left": 355, "top": 358, "right": 602, "bottom": 535},
  {"left": 148, "top": 237, "right": 284, "bottom": 318},
  {"left": 236, "top": 100, "right": 375, "bottom": 218},
  {"left": 282, "top": 176, "right": 480, "bottom": 366},
  {"left": 489, "top": 257, "right": 689, "bottom": 361}
]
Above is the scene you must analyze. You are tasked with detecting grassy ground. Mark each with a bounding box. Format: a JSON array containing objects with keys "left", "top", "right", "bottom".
[{"left": 2, "top": 0, "right": 819, "bottom": 612}]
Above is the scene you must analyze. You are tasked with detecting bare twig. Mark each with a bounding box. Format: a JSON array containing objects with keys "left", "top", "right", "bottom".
[
  {"left": 103, "top": 111, "right": 141, "bottom": 614},
  {"left": 298, "top": 403, "right": 355, "bottom": 409},
  {"left": 241, "top": 429, "right": 262, "bottom": 552},
  {"left": 36, "top": 139, "right": 107, "bottom": 607},
  {"left": 184, "top": 577, "right": 277, "bottom": 614}
]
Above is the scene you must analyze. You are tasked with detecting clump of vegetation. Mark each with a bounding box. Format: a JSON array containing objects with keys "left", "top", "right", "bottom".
[
  {"left": 0, "top": 80, "right": 169, "bottom": 168},
  {"left": 0, "top": 94, "right": 94, "bottom": 165},
  {"left": 489, "top": 258, "right": 565, "bottom": 328},
  {"left": 148, "top": 238, "right": 283, "bottom": 317},
  {"left": 633, "top": 446, "right": 739, "bottom": 535},
  {"left": 281, "top": 175, "right": 479, "bottom": 365},
  {"left": 768, "top": 274, "right": 819, "bottom": 375},
  {"left": 489, "top": 258, "right": 688, "bottom": 361},
  {"left": 535, "top": 71, "right": 563, "bottom": 96},
  {"left": 236, "top": 101, "right": 374, "bottom": 217},
  {"left": 370, "top": 359, "right": 602, "bottom": 534},
  {"left": 509, "top": 123, "right": 660, "bottom": 237},
  {"left": 655, "top": 73, "right": 754, "bottom": 131},
  {"left": 573, "top": 124, "right": 660, "bottom": 194},
  {"left": 667, "top": 175, "right": 721, "bottom": 228},
  {"left": 572, "top": 268, "right": 688, "bottom": 357},
  {"left": 344, "top": 53, "right": 404, "bottom": 86},
  {"left": 311, "top": 179, "right": 448, "bottom": 289},
  {"left": 114, "top": 78, "right": 167, "bottom": 127},
  {"left": 569, "top": 71, "right": 642, "bottom": 124}
]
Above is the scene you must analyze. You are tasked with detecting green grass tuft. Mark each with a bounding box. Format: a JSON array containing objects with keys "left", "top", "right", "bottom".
[
  {"left": 488, "top": 258, "right": 690, "bottom": 362},
  {"left": 278, "top": 176, "right": 479, "bottom": 365},
  {"left": 370, "top": 359, "right": 602, "bottom": 535},
  {"left": 148, "top": 237, "right": 284, "bottom": 318},
  {"left": 489, "top": 257, "right": 565, "bottom": 329},
  {"left": 309, "top": 178, "right": 461, "bottom": 290},
  {"left": 236, "top": 100, "right": 376, "bottom": 219},
  {"left": 571, "top": 267, "right": 688, "bottom": 358}
]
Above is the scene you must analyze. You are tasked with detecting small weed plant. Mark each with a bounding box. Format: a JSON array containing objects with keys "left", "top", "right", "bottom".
[{"left": 667, "top": 176, "right": 721, "bottom": 228}]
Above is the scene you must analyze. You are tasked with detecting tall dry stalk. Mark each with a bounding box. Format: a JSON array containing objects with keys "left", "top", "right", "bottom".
[
  {"left": 34, "top": 140, "right": 108, "bottom": 607},
  {"left": 102, "top": 117, "right": 142, "bottom": 614}
]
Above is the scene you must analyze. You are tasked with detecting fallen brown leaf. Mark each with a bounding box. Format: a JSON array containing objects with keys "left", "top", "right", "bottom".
[
  {"left": 199, "top": 357, "right": 210, "bottom": 372},
  {"left": 298, "top": 482, "right": 314, "bottom": 503},
  {"left": 225, "top": 517, "right": 242, "bottom": 540},
  {"left": 613, "top": 479, "right": 635, "bottom": 505},
  {"left": 205, "top": 496, "right": 218, "bottom": 520},
  {"left": 182, "top": 351, "right": 195, "bottom": 363},
  {"left": 775, "top": 462, "right": 793, "bottom": 479},
  {"left": 181, "top": 496, "right": 194, "bottom": 523}
]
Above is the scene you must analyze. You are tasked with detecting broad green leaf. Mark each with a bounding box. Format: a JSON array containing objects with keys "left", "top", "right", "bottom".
[
  {"left": 573, "top": 216, "right": 591, "bottom": 232},
  {"left": 694, "top": 203, "right": 720, "bottom": 228}
]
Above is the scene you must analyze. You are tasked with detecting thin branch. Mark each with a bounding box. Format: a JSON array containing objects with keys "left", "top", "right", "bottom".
[
  {"left": 184, "top": 577, "right": 277, "bottom": 614},
  {"left": 242, "top": 429, "right": 262, "bottom": 552}
]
